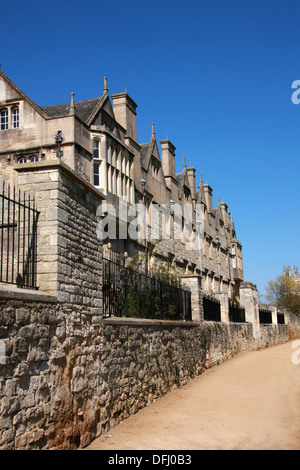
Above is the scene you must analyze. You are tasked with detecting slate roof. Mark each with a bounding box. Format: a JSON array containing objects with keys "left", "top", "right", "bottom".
[
  {"left": 140, "top": 143, "right": 150, "bottom": 167},
  {"left": 41, "top": 97, "right": 102, "bottom": 123}
]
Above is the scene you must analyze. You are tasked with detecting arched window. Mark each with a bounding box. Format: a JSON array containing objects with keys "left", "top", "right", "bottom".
[
  {"left": 30, "top": 155, "right": 38, "bottom": 162},
  {"left": 0, "top": 109, "right": 8, "bottom": 130},
  {"left": 12, "top": 107, "right": 19, "bottom": 129},
  {"left": 18, "top": 157, "right": 27, "bottom": 164}
]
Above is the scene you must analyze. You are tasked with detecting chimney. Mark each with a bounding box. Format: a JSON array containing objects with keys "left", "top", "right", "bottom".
[
  {"left": 70, "top": 92, "right": 75, "bottom": 115},
  {"left": 161, "top": 139, "right": 176, "bottom": 178},
  {"left": 203, "top": 184, "right": 213, "bottom": 213},
  {"left": 112, "top": 92, "right": 138, "bottom": 141}
]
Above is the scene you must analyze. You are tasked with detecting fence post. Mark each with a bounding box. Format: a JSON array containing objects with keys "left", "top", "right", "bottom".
[
  {"left": 181, "top": 274, "right": 203, "bottom": 322},
  {"left": 240, "top": 282, "right": 261, "bottom": 340},
  {"left": 214, "top": 292, "right": 229, "bottom": 323},
  {"left": 270, "top": 306, "right": 278, "bottom": 327}
]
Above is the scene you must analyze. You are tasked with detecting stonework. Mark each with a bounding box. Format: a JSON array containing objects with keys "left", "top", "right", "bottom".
[
  {"left": 283, "top": 265, "right": 300, "bottom": 284},
  {"left": 0, "top": 292, "right": 257, "bottom": 450},
  {"left": 14, "top": 161, "right": 104, "bottom": 316},
  {"left": 1, "top": 71, "right": 300, "bottom": 451},
  {"left": 0, "top": 70, "right": 243, "bottom": 301}
]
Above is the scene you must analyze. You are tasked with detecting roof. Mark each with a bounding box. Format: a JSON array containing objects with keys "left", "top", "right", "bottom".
[
  {"left": 140, "top": 143, "right": 150, "bottom": 167},
  {"left": 41, "top": 97, "right": 102, "bottom": 123}
]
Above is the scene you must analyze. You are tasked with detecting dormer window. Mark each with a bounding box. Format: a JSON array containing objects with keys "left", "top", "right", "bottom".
[
  {"left": 0, "top": 109, "right": 8, "bottom": 130},
  {"left": 12, "top": 107, "right": 19, "bottom": 129}
]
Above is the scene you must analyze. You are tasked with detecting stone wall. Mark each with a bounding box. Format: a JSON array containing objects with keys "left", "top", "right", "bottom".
[{"left": 0, "top": 290, "right": 257, "bottom": 450}]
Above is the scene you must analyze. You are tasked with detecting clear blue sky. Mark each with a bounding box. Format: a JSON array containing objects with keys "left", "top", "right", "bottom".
[{"left": 1, "top": 0, "right": 300, "bottom": 299}]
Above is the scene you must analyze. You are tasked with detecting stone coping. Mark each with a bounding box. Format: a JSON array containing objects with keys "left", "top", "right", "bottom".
[
  {"left": 102, "top": 316, "right": 199, "bottom": 328},
  {"left": 0, "top": 284, "right": 57, "bottom": 303},
  {"left": 13, "top": 159, "right": 106, "bottom": 201}
]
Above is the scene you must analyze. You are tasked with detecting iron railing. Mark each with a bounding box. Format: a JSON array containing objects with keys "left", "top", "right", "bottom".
[
  {"left": 0, "top": 183, "right": 39, "bottom": 289},
  {"left": 259, "top": 308, "right": 273, "bottom": 324},
  {"left": 203, "top": 294, "right": 221, "bottom": 322},
  {"left": 229, "top": 302, "right": 246, "bottom": 322},
  {"left": 102, "top": 252, "right": 192, "bottom": 321}
]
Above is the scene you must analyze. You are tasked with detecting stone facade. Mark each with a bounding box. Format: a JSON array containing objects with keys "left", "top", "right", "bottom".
[
  {"left": 0, "top": 70, "right": 243, "bottom": 300},
  {"left": 0, "top": 144, "right": 298, "bottom": 450}
]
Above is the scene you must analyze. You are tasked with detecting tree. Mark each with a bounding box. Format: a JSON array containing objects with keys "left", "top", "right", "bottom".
[{"left": 265, "top": 275, "right": 300, "bottom": 315}]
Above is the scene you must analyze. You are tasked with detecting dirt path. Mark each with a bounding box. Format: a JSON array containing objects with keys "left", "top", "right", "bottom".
[{"left": 86, "top": 341, "right": 300, "bottom": 450}]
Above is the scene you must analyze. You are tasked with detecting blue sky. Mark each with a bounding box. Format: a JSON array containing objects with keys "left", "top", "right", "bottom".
[{"left": 1, "top": 0, "right": 300, "bottom": 299}]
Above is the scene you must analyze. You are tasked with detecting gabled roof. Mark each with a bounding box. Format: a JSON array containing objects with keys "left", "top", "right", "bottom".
[
  {"left": 140, "top": 123, "right": 161, "bottom": 171},
  {"left": 196, "top": 174, "right": 206, "bottom": 206},
  {"left": 0, "top": 70, "right": 48, "bottom": 120},
  {"left": 177, "top": 158, "right": 190, "bottom": 199}
]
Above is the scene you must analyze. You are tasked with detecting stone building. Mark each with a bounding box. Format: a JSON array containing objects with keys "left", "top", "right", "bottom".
[
  {"left": 0, "top": 70, "right": 243, "bottom": 298},
  {"left": 283, "top": 265, "right": 300, "bottom": 284}
]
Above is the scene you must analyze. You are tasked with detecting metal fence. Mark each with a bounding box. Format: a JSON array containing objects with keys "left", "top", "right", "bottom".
[
  {"left": 229, "top": 302, "right": 246, "bottom": 323},
  {"left": 102, "top": 252, "right": 192, "bottom": 321},
  {"left": 203, "top": 294, "right": 221, "bottom": 322},
  {"left": 0, "top": 183, "right": 39, "bottom": 289},
  {"left": 259, "top": 308, "right": 273, "bottom": 324}
]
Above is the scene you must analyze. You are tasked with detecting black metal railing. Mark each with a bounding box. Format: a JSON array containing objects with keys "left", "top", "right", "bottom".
[
  {"left": 259, "top": 308, "right": 273, "bottom": 324},
  {"left": 203, "top": 294, "right": 221, "bottom": 322},
  {"left": 0, "top": 183, "right": 39, "bottom": 289},
  {"left": 102, "top": 253, "right": 192, "bottom": 321},
  {"left": 229, "top": 302, "right": 246, "bottom": 323}
]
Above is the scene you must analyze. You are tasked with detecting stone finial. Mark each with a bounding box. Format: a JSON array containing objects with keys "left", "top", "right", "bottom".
[
  {"left": 151, "top": 122, "right": 155, "bottom": 138},
  {"left": 183, "top": 157, "right": 186, "bottom": 170},
  {"left": 103, "top": 77, "right": 108, "bottom": 95}
]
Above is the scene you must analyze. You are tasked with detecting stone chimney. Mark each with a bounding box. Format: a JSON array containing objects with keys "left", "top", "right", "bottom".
[
  {"left": 161, "top": 139, "right": 176, "bottom": 178},
  {"left": 203, "top": 184, "right": 213, "bottom": 213},
  {"left": 112, "top": 92, "right": 138, "bottom": 141}
]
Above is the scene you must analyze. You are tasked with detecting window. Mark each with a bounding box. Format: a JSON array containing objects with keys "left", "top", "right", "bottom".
[
  {"left": 94, "top": 162, "right": 101, "bottom": 187},
  {"left": 0, "top": 109, "right": 8, "bottom": 130},
  {"left": 30, "top": 155, "right": 38, "bottom": 162},
  {"left": 12, "top": 107, "right": 19, "bottom": 128},
  {"left": 93, "top": 139, "right": 100, "bottom": 159},
  {"left": 18, "top": 157, "right": 27, "bottom": 164}
]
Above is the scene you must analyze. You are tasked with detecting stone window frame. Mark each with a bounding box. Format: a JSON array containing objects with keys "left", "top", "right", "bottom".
[
  {"left": 93, "top": 161, "right": 101, "bottom": 187},
  {"left": 106, "top": 139, "right": 133, "bottom": 203},
  {"left": 12, "top": 106, "right": 19, "bottom": 129},
  {"left": 0, "top": 108, "right": 8, "bottom": 130},
  {"left": 0, "top": 103, "right": 20, "bottom": 130}
]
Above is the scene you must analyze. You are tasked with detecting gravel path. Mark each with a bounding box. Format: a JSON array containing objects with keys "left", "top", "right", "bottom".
[{"left": 86, "top": 341, "right": 300, "bottom": 450}]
